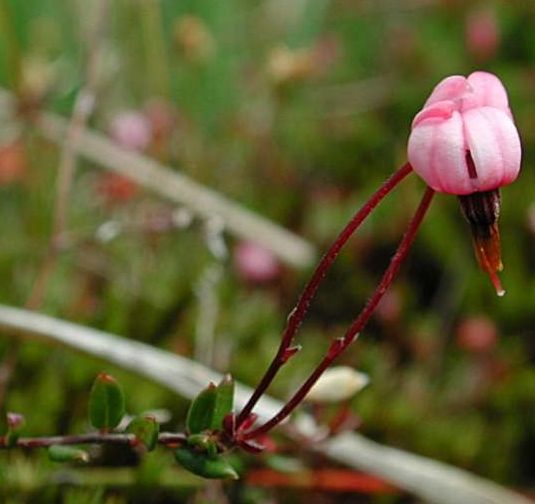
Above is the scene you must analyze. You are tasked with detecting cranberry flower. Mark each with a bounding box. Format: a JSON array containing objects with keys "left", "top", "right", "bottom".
[
  {"left": 408, "top": 71, "right": 521, "bottom": 295},
  {"left": 229, "top": 71, "right": 521, "bottom": 445},
  {"left": 408, "top": 71, "right": 521, "bottom": 195}
]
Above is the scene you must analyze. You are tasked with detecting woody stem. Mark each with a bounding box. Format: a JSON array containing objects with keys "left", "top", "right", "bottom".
[
  {"left": 236, "top": 163, "right": 413, "bottom": 428},
  {"left": 242, "top": 187, "right": 435, "bottom": 440},
  {"left": 0, "top": 432, "right": 187, "bottom": 448}
]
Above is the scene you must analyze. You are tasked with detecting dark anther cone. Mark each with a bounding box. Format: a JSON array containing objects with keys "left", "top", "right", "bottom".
[{"left": 458, "top": 189, "right": 505, "bottom": 296}]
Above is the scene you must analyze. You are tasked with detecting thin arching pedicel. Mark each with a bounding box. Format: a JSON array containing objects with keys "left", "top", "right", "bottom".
[
  {"left": 242, "top": 187, "right": 435, "bottom": 440},
  {"left": 235, "top": 163, "right": 413, "bottom": 428}
]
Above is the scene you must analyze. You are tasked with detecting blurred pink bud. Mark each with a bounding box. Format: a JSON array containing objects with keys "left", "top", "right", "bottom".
[
  {"left": 144, "top": 98, "right": 177, "bottom": 139},
  {"left": 96, "top": 173, "right": 138, "bottom": 204},
  {"left": 7, "top": 412, "right": 25, "bottom": 430},
  {"left": 234, "top": 241, "right": 281, "bottom": 284},
  {"left": 109, "top": 111, "right": 152, "bottom": 152},
  {"left": 465, "top": 7, "right": 500, "bottom": 62},
  {"left": 0, "top": 140, "right": 26, "bottom": 185},
  {"left": 374, "top": 288, "right": 402, "bottom": 325},
  {"left": 456, "top": 315, "right": 498, "bottom": 354},
  {"left": 408, "top": 71, "right": 521, "bottom": 195}
]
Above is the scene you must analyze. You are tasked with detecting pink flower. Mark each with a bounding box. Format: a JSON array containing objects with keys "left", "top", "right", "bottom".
[
  {"left": 465, "top": 7, "right": 500, "bottom": 62},
  {"left": 456, "top": 315, "right": 498, "bottom": 354},
  {"left": 109, "top": 111, "right": 152, "bottom": 152},
  {"left": 234, "top": 241, "right": 281, "bottom": 284},
  {"left": 408, "top": 71, "right": 521, "bottom": 195}
]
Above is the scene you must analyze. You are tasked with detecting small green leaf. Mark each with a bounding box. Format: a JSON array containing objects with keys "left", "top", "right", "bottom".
[
  {"left": 186, "top": 383, "right": 217, "bottom": 434},
  {"left": 48, "top": 445, "right": 89, "bottom": 463},
  {"left": 187, "top": 434, "right": 217, "bottom": 457},
  {"left": 88, "top": 373, "right": 125, "bottom": 430},
  {"left": 211, "top": 375, "right": 234, "bottom": 431},
  {"left": 186, "top": 377, "right": 234, "bottom": 435},
  {"left": 127, "top": 415, "right": 159, "bottom": 451},
  {"left": 174, "top": 446, "right": 238, "bottom": 480}
]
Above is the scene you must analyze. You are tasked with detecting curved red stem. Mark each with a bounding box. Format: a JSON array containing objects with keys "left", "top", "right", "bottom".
[
  {"left": 236, "top": 163, "right": 413, "bottom": 428},
  {"left": 243, "top": 187, "right": 435, "bottom": 440}
]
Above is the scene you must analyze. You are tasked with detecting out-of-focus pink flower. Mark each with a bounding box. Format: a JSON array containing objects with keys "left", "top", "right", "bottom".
[
  {"left": 465, "top": 7, "right": 500, "bottom": 62},
  {"left": 408, "top": 71, "right": 521, "bottom": 195},
  {"left": 0, "top": 140, "right": 26, "bottom": 185},
  {"left": 374, "top": 288, "right": 402, "bottom": 325},
  {"left": 144, "top": 99, "right": 177, "bottom": 140},
  {"left": 234, "top": 241, "right": 281, "bottom": 284},
  {"left": 456, "top": 315, "right": 498, "bottom": 354},
  {"left": 96, "top": 173, "right": 138, "bottom": 204},
  {"left": 109, "top": 111, "right": 152, "bottom": 152}
]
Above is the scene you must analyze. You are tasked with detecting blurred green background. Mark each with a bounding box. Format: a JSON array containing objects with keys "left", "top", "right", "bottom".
[{"left": 1, "top": 0, "right": 535, "bottom": 502}]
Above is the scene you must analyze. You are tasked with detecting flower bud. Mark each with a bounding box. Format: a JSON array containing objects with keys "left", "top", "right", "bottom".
[{"left": 305, "top": 366, "right": 369, "bottom": 404}]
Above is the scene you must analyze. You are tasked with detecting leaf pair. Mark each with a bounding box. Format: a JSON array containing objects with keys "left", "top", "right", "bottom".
[{"left": 175, "top": 375, "right": 238, "bottom": 480}]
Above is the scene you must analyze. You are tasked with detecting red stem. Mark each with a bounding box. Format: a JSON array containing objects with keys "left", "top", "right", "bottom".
[
  {"left": 243, "top": 187, "right": 435, "bottom": 440},
  {"left": 236, "top": 163, "right": 413, "bottom": 428}
]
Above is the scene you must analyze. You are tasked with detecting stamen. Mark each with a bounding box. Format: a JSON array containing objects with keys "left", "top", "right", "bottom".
[
  {"left": 458, "top": 190, "right": 505, "bottom": 296},
  {"left": 473, "top": 228, "right": 505, "bottom": 296},
  {"left": 465, "top": 150, "right": 478, "bottom": 179}
]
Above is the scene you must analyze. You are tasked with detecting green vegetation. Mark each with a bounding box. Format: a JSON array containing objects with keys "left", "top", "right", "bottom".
[{"left": 1, "top": 0, "right": 535, "bottom": 502}]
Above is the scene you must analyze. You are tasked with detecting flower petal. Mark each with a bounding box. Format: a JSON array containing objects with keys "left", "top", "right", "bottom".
[
  {"left": 408, "top": 110, "right": 473, "bottom": 194},
  {"left": 424, "top": 75, "right": 471, "bottom": 107},
  {"left": 411, "top": 100, "right": 456, "bottom": 128},
  {"left": 463, "top": 72, "right": 511, "bottom": 115},
  {"left": 463, "top": 107, "right": 522, "bottom": 191}
]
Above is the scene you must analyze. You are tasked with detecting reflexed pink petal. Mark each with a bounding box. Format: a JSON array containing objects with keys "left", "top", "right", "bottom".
[
  {"left": 408, "top": 111, "right": 472, "bottom": 194},
  {"left": 411, "top": 100, "right": 456, "bottom": 128},
  {"left": 463, "top": 72, "right": 511, "bottom": 115},
  {"left": 463, "top": 107, "right": 522, "bottom": 191},
  {"left": 424, "top": 75, "right": 471, "bottom": 107}
]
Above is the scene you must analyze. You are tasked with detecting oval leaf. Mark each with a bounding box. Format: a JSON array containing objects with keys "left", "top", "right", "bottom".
[
  {"left": 89, "top": 373, "right": 125, "bottom": 430},
  {"left": 48, "top": 445, "right": 89, "bottom": 463},
  {"left": 174, "top": 446, "right": 238, "bottom": 480},
  {"left": 211, "top": 375, "right": 234, "bottom": 431},
  {"left": 127, "top": 415, "right": 159, "bottom": 451},
  {"left": 186, "top": 383, "right": 217, "bottom": 434}
]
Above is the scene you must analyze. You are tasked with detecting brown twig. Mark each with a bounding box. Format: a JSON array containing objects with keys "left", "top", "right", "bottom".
[{"left": 0, "top": 432, "right": 186, "bottom": 449}]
